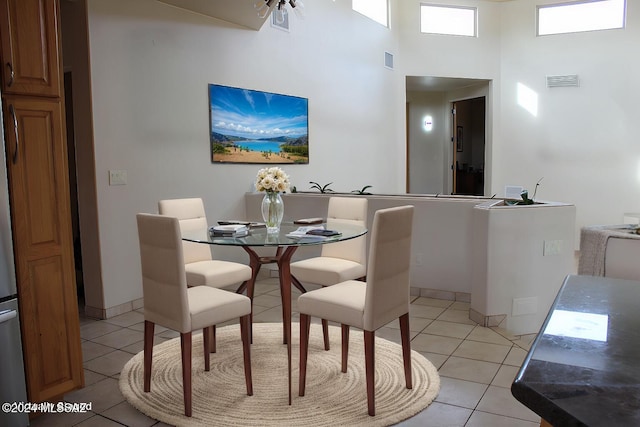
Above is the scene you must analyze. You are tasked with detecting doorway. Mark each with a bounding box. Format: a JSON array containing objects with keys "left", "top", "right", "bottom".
[
  {"left": 64, "top": 71, "right": 84, "bottom": 299},
  {"left": 61, "top": 0, "right": 104, "bottom": 317},
  {"left": 405, "top": 76, "right": 490, "bottom": 196},
  {"left": 452, "top": 97, "right": 485, "bottom": 196}
]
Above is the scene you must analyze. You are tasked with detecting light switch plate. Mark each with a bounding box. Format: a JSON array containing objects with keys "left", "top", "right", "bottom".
[{"left": 109, "top": 170, "right": 127, "bottom": 186}]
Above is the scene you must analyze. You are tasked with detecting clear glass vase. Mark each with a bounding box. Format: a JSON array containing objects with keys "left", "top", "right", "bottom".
[{"left": 261, "top": 191, "right": 284, "bottom": 233}]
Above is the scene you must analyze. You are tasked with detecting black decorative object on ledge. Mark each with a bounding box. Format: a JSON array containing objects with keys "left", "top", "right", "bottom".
[{"left": 309, "top": 182, "right": 334, "bottom": 194}]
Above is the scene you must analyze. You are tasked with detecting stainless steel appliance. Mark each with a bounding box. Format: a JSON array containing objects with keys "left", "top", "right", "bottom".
[{"left": 0, "top": 97, "right": 29, "bottom": 427}]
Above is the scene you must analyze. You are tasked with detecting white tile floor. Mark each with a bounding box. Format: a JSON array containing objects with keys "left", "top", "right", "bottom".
[{"left": 30, "top": 278, "right": 542, "bottom": 427}]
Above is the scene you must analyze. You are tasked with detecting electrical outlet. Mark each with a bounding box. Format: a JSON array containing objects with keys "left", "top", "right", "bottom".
[
  {"left": 415, "top": 253, "right": 425, "bottom": 266},
  {"left": 543, "top": 240, "right": 562, "bottom": 256},
  {"left": 513, "top": 297, "right": 538, "bottom": 316},
  {"left": 109, "top": 170, "right": 127, "bottom": 186}
]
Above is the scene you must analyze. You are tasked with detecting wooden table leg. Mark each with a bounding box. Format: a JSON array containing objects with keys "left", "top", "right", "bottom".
[
  {"left": 242, "top": 245, "right": 297, "bottom": 405},
  {"left": 277, "top": 246, "right": 298, "bottom": 406},
  {"left": 242, "top": 247, "right": 262, "bottom": 344}
]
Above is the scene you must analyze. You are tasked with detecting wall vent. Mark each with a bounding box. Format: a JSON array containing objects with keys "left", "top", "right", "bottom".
[
  {"left": 384, "top": 51, "right": 394, "bottom": 70},
  {"left": 546, "top": 74, "right": 579, "bottom": 88}
]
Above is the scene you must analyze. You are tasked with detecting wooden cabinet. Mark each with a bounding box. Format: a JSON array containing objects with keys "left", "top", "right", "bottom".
[
  {"left": 3, "top": 96, "right": 83, "bottom": 402},
  {"left": 0, "top": 0, "right": 83, "bottom": 403},
  {"left": 0, "top": 0, "right": 61, "bottom": 97}
]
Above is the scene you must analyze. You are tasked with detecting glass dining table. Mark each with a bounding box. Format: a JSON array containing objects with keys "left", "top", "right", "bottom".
[{"left": 182, "top": 222, "right": 367, "bottom": 405}]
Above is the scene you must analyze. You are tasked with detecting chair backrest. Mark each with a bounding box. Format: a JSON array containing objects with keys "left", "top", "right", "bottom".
[
  {"left": 136, "top": 213, "right": 191, "bottom": 333},
  {"left": 158, "top": 198, "right": 212, "bottom": 264},
  {"left": 362, "top": 205, "right": 414, "bottom": 331},
  {"left": 322, "top": 197, "right": 368, "bottom": 266}
]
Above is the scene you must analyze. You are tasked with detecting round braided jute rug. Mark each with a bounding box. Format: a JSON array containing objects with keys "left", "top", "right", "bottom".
[{"left": 120, "top": 322, "right": 440, "bottom": 427}]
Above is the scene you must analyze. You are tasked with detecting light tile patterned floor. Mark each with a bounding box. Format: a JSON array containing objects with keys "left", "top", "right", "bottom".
[{"left": 30, "top": 278, "right": 541, "bottom": 427}]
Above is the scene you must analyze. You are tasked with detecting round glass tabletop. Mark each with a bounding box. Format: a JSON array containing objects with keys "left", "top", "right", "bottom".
[{"left": 181, "top": 222, "right": 367, "bottom": 247}]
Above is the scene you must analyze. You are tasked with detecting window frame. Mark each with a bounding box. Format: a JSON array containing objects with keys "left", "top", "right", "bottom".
[
  {"left": 352, "top": 0, "right": 389, "bottom": 28},
  {"left": 419, "top": 3, "right": 478, "bottom": 37},
  {"left": 536, "top": 0, "right": 627, "bottom": 36}
]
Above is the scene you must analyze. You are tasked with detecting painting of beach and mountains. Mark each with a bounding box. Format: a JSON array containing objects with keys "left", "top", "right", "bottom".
[{"left": 209, "top": 84, "right": 309, "bottom": 164}]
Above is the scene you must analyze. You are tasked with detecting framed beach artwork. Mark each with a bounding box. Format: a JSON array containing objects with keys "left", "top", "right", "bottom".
[{"left": 209, "top": 84, "right": 309, "bottom": 164}]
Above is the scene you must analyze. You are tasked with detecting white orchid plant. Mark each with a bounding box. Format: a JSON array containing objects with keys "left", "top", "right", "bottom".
[{"left": 255, "top": 167, "right": 290, "bottom": 193}]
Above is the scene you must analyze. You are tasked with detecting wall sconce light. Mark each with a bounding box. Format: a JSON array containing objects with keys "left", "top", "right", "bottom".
[{"left": 423, "top": 115, "right": 433, "bottom": 132}]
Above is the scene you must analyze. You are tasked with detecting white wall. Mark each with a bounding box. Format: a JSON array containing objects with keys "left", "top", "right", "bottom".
[
  {"left": 471, "top": 202, "right": 576, "bottom": 335},
  {"left": 85, "top": 0, "right": 640, "bottom": 312},
  {"left": 397, "top": 0, "right": 501, "bottom": 197},
  {"left": 496, "top": 1, "right": 640, "bottom": 244},
  {"left": 396, "top": 0, "right": 503, "bottom": 80},
  {"left": 245, "top": 192, "right": 576, "bottom": 335},
  {"left": 399, "top": 0, "right": 640, "bottom": 246},
  {"left": 406, "top": 90, "right": 446, "bottom": 194},
  {"left": 87, "top": 0, "right": 403, "bottom": 309}
]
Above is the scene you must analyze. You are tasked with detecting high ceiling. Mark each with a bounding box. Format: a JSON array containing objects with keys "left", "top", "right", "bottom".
[
  {"left": 155, "top": 0, "right": 499, "bottom": 92},
  {"left": 157, "top": 0, "right": 267, "bottom": 30},
  {"left": 156, "top": 0, "right": 514, "bottom": 31}
]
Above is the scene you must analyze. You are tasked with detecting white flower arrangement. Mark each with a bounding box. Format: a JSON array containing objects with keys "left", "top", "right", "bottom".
[{"left": 255, "top": 167, "right": 290, "bottom": 193}]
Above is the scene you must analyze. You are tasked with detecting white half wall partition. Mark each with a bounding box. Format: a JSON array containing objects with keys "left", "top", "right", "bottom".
[
  {"left": 470, "top": 200, "right": 576, "bottom": 335},
  {"left": 246, "top": 192, "right": 576, "bottom": 335}
]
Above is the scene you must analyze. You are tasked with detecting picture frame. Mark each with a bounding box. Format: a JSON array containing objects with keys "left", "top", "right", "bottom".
[
  {"left": 209, "top": 84, "right": 309, "bottom": 164},
  {"left": 456, "top": 126, "right": 463, "bottom": 152}
]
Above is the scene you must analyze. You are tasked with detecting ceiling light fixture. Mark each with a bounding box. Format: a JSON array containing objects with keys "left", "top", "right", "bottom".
[{"left": 255, "top": 0, "right": 305, "bottom": 21}]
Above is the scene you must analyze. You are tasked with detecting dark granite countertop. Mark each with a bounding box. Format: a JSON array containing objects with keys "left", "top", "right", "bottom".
[{"left": 511, "top": 275, "right": 640, "bottom": 427}]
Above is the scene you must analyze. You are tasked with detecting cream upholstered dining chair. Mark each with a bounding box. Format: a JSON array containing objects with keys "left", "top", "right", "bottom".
[
  {"left": 159, "top": 198, "right": 253, "bottom": 352},
  {"left": 290, "top": 196, "right": 368, "bottom": 350},
  {"left": 158, "top": 198, "right": 252, "bottom": 291},
  {"left": 136, "top": 213, "right": 252, "bottom": 417},
  {"left": 297, "top": 205, "right": 414, "bottom": 417}
]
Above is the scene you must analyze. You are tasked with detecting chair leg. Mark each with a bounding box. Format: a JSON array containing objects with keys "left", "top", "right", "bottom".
[
  {"left": 240, "top": 314, "right": 253, "bottom": 396},
  {"left": 143, "top": 321, "right": 155, "bottom": 393},
  {"left": 322, "top": 319, "right": 330, "bottom": 351},
  {"left": 180, "top": 332, "right": 193, "bottom": 417},
  {"left": 235, "top": 279, "right": 248, "bottom": 294},
  {"left": 341, "top": 324, "right": 349, "bottom": 373},
  {"left": 246, "top": 274, "right": 256, "bottom": 345},
  {"left": 364, "top": 330, "right": 375, "bottom": 416},
  {"left": 299, "top": 313, "right": 311, "bottom": 396},
  {"left": 209, "top": 325, "right": 216, "bottom": 354},
  {"left": 291, "top": 275, "right": 307, "bottom": 293},
  {"left": 399, "top": 313, "right": 413, "bottom": 389},
  {"left": 203, "top": 327, "right": 211, "bottom": 372}
]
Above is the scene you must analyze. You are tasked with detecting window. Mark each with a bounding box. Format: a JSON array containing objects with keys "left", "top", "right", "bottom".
[
  {"left": 537, "top": 0, "right": 626, "bottom": 36},
  {"left": 420, "top": 4, "right": 477, "bottom": 37},
  {"left": 352, "top": 0, "right": 388, "bottom": 27}
]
